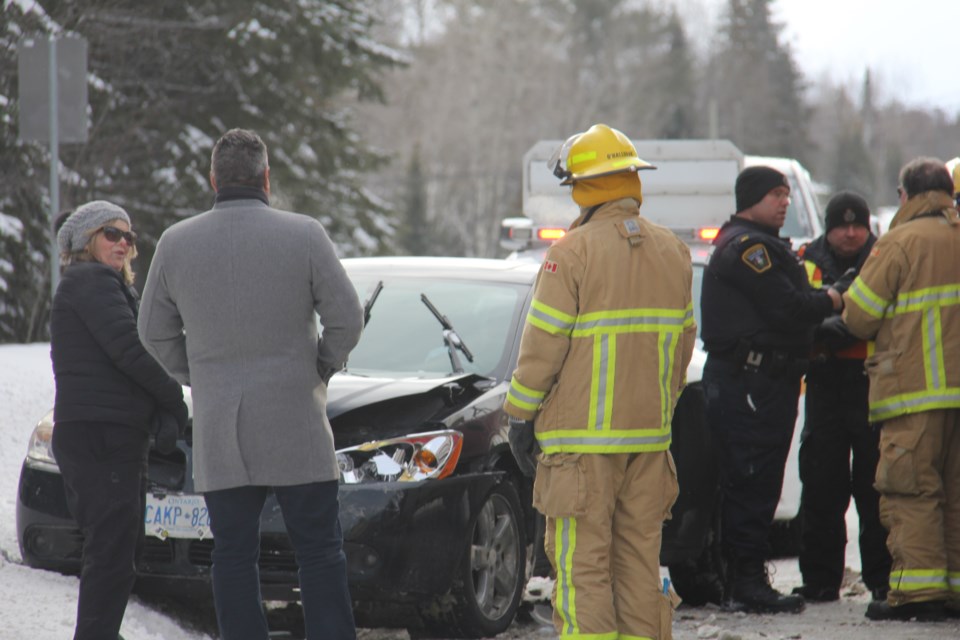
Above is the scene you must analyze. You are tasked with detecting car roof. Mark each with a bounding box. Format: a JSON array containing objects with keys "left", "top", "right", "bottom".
[{"left": 343, "top": 256, "right": 541, "bottom": 284}]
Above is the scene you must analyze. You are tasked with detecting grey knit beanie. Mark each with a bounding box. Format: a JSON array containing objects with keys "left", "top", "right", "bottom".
[{"left": 57, "top": 200, "right": 131, "bottom": 254}]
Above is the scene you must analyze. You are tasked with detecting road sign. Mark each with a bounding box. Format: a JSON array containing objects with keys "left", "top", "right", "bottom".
[{"left": 18, "top": 35, "right": 88, "bottom": 143}]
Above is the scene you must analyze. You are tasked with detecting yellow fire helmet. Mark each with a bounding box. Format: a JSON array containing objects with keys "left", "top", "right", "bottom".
[{"left": 548, "top": 124, "right": 656, "bottom": 185}]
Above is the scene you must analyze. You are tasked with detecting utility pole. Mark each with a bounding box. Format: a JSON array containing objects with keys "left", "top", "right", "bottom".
[{"left": 18, "top": 33, "right": 89, "bottom": 299}]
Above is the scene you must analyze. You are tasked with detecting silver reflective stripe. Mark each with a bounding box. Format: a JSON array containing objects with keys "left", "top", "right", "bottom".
[
  {"left": 875, "top": 391, "right": 960, "bottom": 416},
  {"left": 575, "top": 314, "right": 686, "bottom": 332},
  {"left": 660, "top": 333, "right": 674, "bottom": 429},
  {"left": 539, "top": 433, "right": 671, "bottom": 448},
  {"left": 894, "top": 574, "right": 947, "bottom": 586},
  {"left": 850, "top": 281, "right": 887, "bottom": 316},
  {"left": 895, "top": 288, "right": 960, "bottom": 311},
  {"left": 926, "top": 308, "right": 942, "bottom": 389},
  {"left": 510, "top": 387, "right": 542, "bottom": 406},
  {"left": 529, "top": 306, "right": 574, "bottom": 333},
  {"left": 595, "top": 335, "right": 610, "bottom": 430},
  {"left": 558, "top": 518, "right": 574, "bottom": 635}
]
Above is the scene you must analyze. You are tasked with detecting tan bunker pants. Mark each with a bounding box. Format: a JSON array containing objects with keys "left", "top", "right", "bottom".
[
  {"left": 875, "top": 409, "right": 960, "bottom": 608},
  {"left": 535, "top": 451, "right": 680, "bottom": 640}
]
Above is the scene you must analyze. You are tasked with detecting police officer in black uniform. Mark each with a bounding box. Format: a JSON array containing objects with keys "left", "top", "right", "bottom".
[
  {"left": 792, "top": 192, "right": 891, "bottom": 603},
  {"left": 701, "top": 166, "right": 850, "bottom": 614}
]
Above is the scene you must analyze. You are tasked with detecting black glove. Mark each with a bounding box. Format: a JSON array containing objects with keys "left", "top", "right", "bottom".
[
  {"left": 151, "top": 408, "right": 185, "bottom": 455},
  {"left": 830, "top": 267, "right": 858, "bottom": 295},
  {"left": 508, "top": 417, "right": 539, "bottom": 478},
  {"left": 814, "top": 314, "right": 857, "bottom": 353}
]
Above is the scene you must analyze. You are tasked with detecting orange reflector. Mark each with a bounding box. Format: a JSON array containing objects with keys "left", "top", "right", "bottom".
[
  {"left": 698, "top": 227, "right": 720, "bottom": 241},
  {"left": 537, "top": 228, "right": 566, "bottom": 241}
]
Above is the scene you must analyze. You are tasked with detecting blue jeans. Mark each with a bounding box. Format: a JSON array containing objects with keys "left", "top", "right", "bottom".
[{"left": 204, "top": 481, "right": 356, "bottom": 640}]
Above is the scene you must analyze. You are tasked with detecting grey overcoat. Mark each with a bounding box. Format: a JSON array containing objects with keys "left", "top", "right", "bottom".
[{"left": 138, "top": 198, "right": 363, "bottom": 492}]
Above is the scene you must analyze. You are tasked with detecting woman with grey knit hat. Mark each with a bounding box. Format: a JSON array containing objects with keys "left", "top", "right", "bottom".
[{"left": 49, "top": 200, "right": 187, "bottom": 640}]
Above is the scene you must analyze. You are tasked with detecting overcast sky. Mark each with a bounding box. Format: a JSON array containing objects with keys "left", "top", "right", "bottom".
[{"left": 672, "top": 0, "right": 959, "bottom": 115}]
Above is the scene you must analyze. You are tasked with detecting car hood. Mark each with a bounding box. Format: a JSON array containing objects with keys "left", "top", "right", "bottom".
[{"left": 326, "top": 372, "right": 495, "bottom": 447}]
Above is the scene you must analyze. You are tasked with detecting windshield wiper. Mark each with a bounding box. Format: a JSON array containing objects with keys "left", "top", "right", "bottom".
[
  {"left": 420, "top": 293, "right": 474, "bottom": 374},
  {"left": 363, "top": 280, "right": 384, "bottom": 327}
]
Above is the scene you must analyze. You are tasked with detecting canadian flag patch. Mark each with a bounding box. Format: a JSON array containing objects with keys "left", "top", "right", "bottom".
[{"left": 543, "top": 260, "right": 559, "bottom": 274}]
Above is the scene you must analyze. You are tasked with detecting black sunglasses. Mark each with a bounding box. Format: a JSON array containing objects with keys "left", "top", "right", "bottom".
[{"left": 99, "top": 225, "right": 137, "bottom": 245}]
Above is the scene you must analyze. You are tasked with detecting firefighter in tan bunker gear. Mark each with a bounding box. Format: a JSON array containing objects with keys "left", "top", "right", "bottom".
[
  {"left": 504, "top": 124, "right": 696, "bottom": 640},
  {"left": 843, "top": 157, "right": 960, "bottom": 622}
]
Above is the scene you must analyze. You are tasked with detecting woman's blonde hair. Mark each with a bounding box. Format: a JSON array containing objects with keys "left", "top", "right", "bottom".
[{"left": 59, "top": 221, "right": 138, "bottom": 285}]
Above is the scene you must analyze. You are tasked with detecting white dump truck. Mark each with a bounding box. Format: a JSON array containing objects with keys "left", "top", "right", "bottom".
[
  {"left": 501, "top": 138, "right": 744, "bottom": 256},
  {"left": 501, "top": 139, "right": 825, "bottom": 256}
]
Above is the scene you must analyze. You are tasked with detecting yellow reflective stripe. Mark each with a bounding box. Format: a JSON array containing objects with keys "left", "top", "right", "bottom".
[
  {"left": 568, "top": 150, "right": 597, "bottom": 168},
  {"left": 555, "top": 517, "right": 578, "bottom": 635},
  {"left": 538, "top": 428, "right": 671, "bottom": 454},
  {"left": 658, "top": 332, "right": 675, "bottom": 431},
  {"left": 921, "top": 306, "right": 947, "bottom": 390},
  {"left": 507, "top": 377, "right": 546, "bottom": 411},
  {"left": 528, "top": 299, "right": 576, "bottom": 336},
  {"left": 848, "top": 279, "right": 889, "bottom": 319},
  {"left": 890, "top": 569, "right": 948, "bottom": 591},
  {"left": 869, "top": 387, "right": 960, "bottom": 422},
  {"left": 893, "top": 283, "right": 960, "bottom": 313},
  {"left": 588, "top": 337, "right": 601, "bottom": 429},
  {"left": 560, "top": 633, "right": 620, "bottom": 640},
  {"left": 572, "top": 307, "right": 688, "bottom": 336},
  {"left": 682, "top": 301, "right": 695, "bottom": 328},
  {"left": 619, "top": 635, "right": 655, "bottom": 640},
  {"left": 603, "top": 334, "right": 616, "bottom": 429}
]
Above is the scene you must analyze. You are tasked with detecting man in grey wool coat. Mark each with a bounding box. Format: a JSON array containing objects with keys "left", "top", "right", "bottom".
[{"left": 138, "top": 128, "right": 363, "bottom": 640}]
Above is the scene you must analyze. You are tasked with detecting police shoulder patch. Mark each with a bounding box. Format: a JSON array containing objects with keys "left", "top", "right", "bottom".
[{"left": 741, "top": 243, "right": 772, "bottom": 273}]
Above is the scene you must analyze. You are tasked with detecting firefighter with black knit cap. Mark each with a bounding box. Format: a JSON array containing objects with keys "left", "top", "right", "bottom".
[
  {"left": 791, "top": 191, "right": 891, "bottom": 604},
  {"left": 504, "top": 124, "right": 696, "bottom": 639},
  {"left": 700, "top": 166, "right": 850, "bottom": 614}
]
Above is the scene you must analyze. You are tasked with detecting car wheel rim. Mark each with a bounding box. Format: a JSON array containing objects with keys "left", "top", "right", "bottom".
[{"left": 469, "top": 492, "right": 520, "bottom": 620}]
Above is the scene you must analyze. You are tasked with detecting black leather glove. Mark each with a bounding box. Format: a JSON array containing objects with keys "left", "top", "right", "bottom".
[
  {"left": 830, "top": 267, "right": 858, "bottom": 295},
  {"left": 151, "top": 408, "right": 185, "bottom": 455},
  {"left": 814, "top": 314, "right": 858, "bottom": 353},
  {"left": 508, "top": 417, "right": 539, "bottom": 478}
]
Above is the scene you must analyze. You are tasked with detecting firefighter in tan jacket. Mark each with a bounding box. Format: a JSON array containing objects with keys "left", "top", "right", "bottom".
[
  {"left": 843, "top": 157, "right": 960, "bottom": 622},
  {"left": 504, "top": 124, "right": 696, "bottom": 640}
]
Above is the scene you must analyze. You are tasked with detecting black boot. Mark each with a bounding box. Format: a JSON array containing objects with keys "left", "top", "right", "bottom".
[
  {"left": 729, "top": 557, "right": 805, "bottom": 614},
  {"left": 865, "top": 600, "right": 946, "bottom": 622}
]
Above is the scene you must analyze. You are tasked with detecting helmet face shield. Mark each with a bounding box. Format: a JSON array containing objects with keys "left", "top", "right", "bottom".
[{"left": 548, "top": 132, "right": 583, "bottom": 184}]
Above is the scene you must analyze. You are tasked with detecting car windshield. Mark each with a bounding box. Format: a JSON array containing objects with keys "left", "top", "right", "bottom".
[{"left": 342, "top": 275, "right": 526, "bottom": 379}]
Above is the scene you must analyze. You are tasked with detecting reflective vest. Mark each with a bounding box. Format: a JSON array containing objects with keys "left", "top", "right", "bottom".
[{"left": 504, "top": 199, "right": 696, "bottom": 454}]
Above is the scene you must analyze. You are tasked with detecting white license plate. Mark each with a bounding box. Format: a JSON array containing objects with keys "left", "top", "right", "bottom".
[{"left": 145, "top": 492, "right": 212, "bottom": 540}]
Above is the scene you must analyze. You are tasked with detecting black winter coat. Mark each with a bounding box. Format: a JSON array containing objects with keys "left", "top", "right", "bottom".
[{"left": 51, "top": 261, "right": 186, "bottom": 431}]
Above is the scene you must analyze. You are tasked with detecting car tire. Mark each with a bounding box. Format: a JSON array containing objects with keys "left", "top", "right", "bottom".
[{"left": 416, "top": 481, "right": 527, "bottom": 638}]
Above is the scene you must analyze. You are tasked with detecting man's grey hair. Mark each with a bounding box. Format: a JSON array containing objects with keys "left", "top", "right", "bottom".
[
  {"left": 899, "top": 157, "right": 954, "bottom": 198},
  {"left": 210, "top": 128, "right": 269, "bottom": 189}
]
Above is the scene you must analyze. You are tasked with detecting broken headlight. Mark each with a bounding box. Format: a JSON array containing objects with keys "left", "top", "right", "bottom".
[{"left": 336, "top": 430, "right": 463, "bottom": 484}]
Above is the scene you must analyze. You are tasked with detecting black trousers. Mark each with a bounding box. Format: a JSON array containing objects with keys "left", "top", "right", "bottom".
[
  {"left": 703, "top": 357, "right": 800, "bottom": 559},
  {"left": 798, "top": 359, "right": 891, "bottom": 591},
  {"left": 52, "top": 421, "right": 149, "bottom": 640}
]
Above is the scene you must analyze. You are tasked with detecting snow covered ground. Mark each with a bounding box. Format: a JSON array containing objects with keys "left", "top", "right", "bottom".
[{"left": 3, "top": 343, "right": 959, "bottom": 639}]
